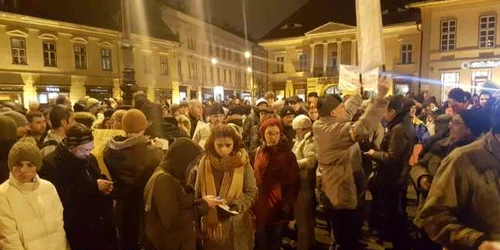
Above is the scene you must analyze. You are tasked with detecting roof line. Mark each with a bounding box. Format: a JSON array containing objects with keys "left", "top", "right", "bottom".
[
  {"left": 408, "top": 0, "right": 487, "bottom": 8},
  {"left": 305, "top": 22, "right": 356, "bottom": 35}
]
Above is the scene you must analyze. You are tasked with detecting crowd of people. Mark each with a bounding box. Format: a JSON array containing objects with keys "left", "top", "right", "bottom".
[{"left": 0, "top": 78, "right": 499, "bottom": 250}]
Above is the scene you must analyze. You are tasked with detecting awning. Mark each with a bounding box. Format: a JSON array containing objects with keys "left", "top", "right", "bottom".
[
  {"left": 35, "top": 75, "right": 71, "bottom": 86},
  {"left": 0, "top": 73, "right": 23, "bottom": 85}
]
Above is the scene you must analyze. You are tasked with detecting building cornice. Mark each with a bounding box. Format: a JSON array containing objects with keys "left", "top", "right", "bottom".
[
  {"left": 259, "top": 36, "right": 307, "bottom": 48},
  {"left": 408, "top": 0, "right": 493, "bottom": 8}
]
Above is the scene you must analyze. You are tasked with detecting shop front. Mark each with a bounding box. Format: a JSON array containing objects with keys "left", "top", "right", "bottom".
[
  {"left": 155, "top": 88, "right": 173, "bottom": 105},
  {"left": 202, "top": 87, "right": 214, "bottom": 101},
  {"left": 293, "top": 83, "right": 307, "bottom": 101},
  {"left": 224, "top": 89, "right": 235, "bottom": 101},
  {"left": 179, "top": 86, "right": 188, "bottom": 101},
  {"left": 0, "top": 73, "right": 24, "bottom": 104},
  {"left": 36, "top": 86, "right": 70, "bottom": 104},
  {"left": 190, "top": 86, "right": 198, "bottom": 100},
  {"left": 86, "top": 87, "right": 113, "bottom": 100},
  {"left": 35, "top": 75, "right": 71, "bottom": 104}
]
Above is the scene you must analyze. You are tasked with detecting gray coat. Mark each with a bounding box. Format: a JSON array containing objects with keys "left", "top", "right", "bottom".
[
  {"left": 420, "top": 133, "right": 500, "bottom": 250},
  {"left": 313, "top": 95, "right": 387, "bottom": 210}
]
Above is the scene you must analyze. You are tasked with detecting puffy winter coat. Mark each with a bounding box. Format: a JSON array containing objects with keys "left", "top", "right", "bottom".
[
  {"left": 0, "top": 174, "right": 68, "bottom": 250},
  {"left": 420, "top": 132, "right": 500, "bottom": 250},
  {"left": 292, "top": 131, "right": 317, "bottom": 190}
]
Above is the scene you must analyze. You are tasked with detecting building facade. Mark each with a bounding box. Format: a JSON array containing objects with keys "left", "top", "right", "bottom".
[
  {"left": 258, "top": 1, "right": 422, "bottom": 101},
  {"left": 162, "top": 6, "right": 255, "bottom": 103},
  {"left": 411, "top": 0, "right": 500, "bottom": 101}
]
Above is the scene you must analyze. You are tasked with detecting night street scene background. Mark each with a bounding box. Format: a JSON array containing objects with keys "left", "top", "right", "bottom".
[{"left": 0, "top": 0, "right": 499, "bottom": 250}]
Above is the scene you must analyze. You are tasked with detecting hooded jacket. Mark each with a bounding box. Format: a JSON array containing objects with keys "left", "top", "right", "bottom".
[
  {"left": 41, "top": 146, "right": 116, "bottom": 250},
  {"left": 0, "top": 174, "right": 68, "bottom": 250},
  {"left": 420, "top": 133, "right": 500, "bottom": 250}
]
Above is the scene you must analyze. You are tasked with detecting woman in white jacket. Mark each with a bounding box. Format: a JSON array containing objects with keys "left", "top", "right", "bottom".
[
  {"left": 292, "top": 115, "right": 318, "bottom": 250},
  {"left": 0, "top": 137, "right": 67, "bottom": 250}
]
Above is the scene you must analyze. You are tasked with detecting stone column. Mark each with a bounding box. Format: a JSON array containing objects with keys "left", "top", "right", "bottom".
[
  {"left": 286, "top": 80, "right": 294, "bottom": 98},
  {"left": 21, "top": 73, "right": 37, "bottom": 109},
  {"left": 309, "top": 44, "right": 316, "bottom": 74},
  {"left": 351, "top": 39, "right": 357, "bottom": 66},
  {"left": 323, "top": 43, "right": 328, "bottom": 76},
  {"left": 337, "top": 41, "right": 342, "bottom": 70},
  {"left": 172, "top": 81, "right": 180, "bottom": 104}
]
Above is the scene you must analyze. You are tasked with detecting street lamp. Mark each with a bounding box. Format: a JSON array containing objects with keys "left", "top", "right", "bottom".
[
  {"left": 244, "top": 51, "right": 251, "bottom": 59},
  {"left": 247, "top": 66, "right": 252, "bottom": 73},
  {"left": 211, "top": 58, "right": 218, "bottom": 65}
]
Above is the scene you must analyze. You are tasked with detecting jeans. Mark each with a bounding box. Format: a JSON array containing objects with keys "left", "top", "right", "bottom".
[{"left": 254, "top": 223, "right": 285, "bottom": 250}]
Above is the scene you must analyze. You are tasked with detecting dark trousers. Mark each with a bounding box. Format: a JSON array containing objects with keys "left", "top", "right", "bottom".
[
  {"left": 382, "top": 187, "right": 411, "bottom": 250},
  {"left": 327, "top": 208, "right": 362, "bottom": 250},
  {"left": 255, "top": 223, "right": 285, "bottom": 250}
]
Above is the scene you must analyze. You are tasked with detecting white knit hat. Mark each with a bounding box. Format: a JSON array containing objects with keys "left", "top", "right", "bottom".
[{"left": 292, "top": 115, "right": 312, "bottom": 130}]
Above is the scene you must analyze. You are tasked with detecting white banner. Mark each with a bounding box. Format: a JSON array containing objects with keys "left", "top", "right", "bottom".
[
  {"left": 339, "top": 65, "right": 361, "bottom": 92},
  {"left": 356, "top": 0, "right": 385, "bottom": 72}
]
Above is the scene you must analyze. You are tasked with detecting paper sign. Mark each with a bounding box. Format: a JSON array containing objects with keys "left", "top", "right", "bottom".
[{"left": 339, "top": 65, "right": 361, "bottom": 92}]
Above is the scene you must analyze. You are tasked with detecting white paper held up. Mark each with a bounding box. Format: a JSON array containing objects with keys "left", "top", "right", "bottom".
[{"left": 356, "top": 0, "right": 385, "bottom": 72}]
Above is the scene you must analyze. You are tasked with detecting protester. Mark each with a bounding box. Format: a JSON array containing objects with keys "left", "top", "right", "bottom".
[
  {"left": 420, "top": 99, "right": 500, "bottom": 250},
  {"left": 1, "top": 110, "right": 29, "bottom": 138},
  {"left": 143, "top": 138, "right": 204, "bottom": 250},
  {"left": 447, "top": 88, "right": 470, "bottom": 115},
  {"left": 40, "top": 105, "right": 75, "bottom": 157},
  {"left": 161, "top": 116, "right": 190, "bottom": 145},
  {"left": 291, "top": 115, "right": 317, "bottom": 250},
  {"left": 28, "top": 101, "right": 40, "bottom": 112},
  {"left": 308, "top": 103, "right": 319, "bottom": 122},
  {"left": 288, "top": 96, "right": 308, "bottom": 116},
  {"left": 104, "top": 109, "right": 163, "bottom": 250},
  {"left": 176, "top": 114, "right": 192, "bottom": 137},
  {"left": 193, "top": 103, "right": 226, "bottom": 148},
  {"left": 313, "top": 77, "right": 389, "bottom": 250},
  {"left": 0, "top": 137, "right": 67, "bottom": 249},
  {"left": 111, "top": 109, "right": 126, "bottom": 130},
  {"left": 40, "top": 123, "right": 117, "bottom": 250},
  {"left": 248, "top": 106, "right": 275, "bottom": 152},
  {"left": 133, "top": 91, "right": 149, "bottom": 110},
  {"left": 73, "top": 111, "right": 97, "bottom": 128},
  {"left": 0, "top": 116, "right": 17, "bottom": 183},
  {"left": 242, "top": 98, "right": 268, "bottom": 149},
  {"left": 26, "top": 111, "right": 47, "bottom": 147},
  {"left": 308, "top": 92, "right": 319, "bottom": 106},
  {"left": 280, "top": 106, "right": 296, "bottom": 143},
  {"left": 194, "top": 124, "right": 257, "bottom": 250},
  {"left": 253, "top": 118, "right": 300, "bottom": 250},
  {"left": 227, "top": 105, "right": 246, "bottom": 136},
  {"left": 264, "top": 91, "right": 276, "bottom": 106},
  {"left": 479, "top": 91, "right": 492, "bottom": 107},
  {"left": 189, "top": 99, "right": 205, "bottom": 137},
  {"left": 55, "top": 95, "right": 72, "bottom": 110},
  {"left": 365, "top": 95, "right": 415, "bottom": 250}
]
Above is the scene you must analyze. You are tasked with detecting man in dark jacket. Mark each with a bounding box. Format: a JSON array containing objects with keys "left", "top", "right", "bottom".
[
  {"left": 40, "top": 123, "right": 117, "bottom": 250},
  {"left": 365, "top": 96, "right": 415, "bottom": 250},
  {"left": 243, "top": 99, "right": 268, "bottom": 148},
  {"left": 104, "top": 109, "right": 163, "bottom": 250},
  {"left": 280, "top": 106, "right": 296, "bottom": 143}
]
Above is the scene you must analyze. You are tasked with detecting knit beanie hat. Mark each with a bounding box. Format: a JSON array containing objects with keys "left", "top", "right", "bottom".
[
  {"left": 64, "top": 123, "right": 94, "bottom": 147},
  {"left": 458, "top": 109, "right": 484, "bottom": 137},
  {"left": 292, "top": 115, "right": 312, "bottom": 130},
  {"left": 1, "top": 111, "right": 28, "bottom": 128},
  {"left": 317, "top": 95, "right": 342, "bottom": 117},
  {"left": 0, "top": 116, "right": 18, "bottom": 141},
  {"left": 206, "top": 103, "right": 224, "bottom": 116},
  {"left": 86, "top": 98, "right": 100, "bottom": 110},
  {"left": 122, "top": 109, "right": 148, "bottom": 134},
  {"left": 280, "top": 106, "right": 296, "bottom": 117},
  {"left": 256, "top": 98, "right": 268, "bottom": 107},
  {"left": 259, "top": 118, "right": 283, "bottom": 138},
  {"left": 8, "top": 137, "right": 42, "bottom": 171}
]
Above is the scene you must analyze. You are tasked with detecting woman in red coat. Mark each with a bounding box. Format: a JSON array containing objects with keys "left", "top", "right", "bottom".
[{"left": 252, "top": 118, "right": 300, "bottom": 250}]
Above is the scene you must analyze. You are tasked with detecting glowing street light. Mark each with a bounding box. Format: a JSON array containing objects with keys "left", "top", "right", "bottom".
[
  {"left": 244, "top": 51, "right": 251, "bottom": 59},
  {"left": 211, "top": 58, "right": 218, "bottom": 65},
  {"left": 247, "top": 66, "right": 252, "bottom": 73}
]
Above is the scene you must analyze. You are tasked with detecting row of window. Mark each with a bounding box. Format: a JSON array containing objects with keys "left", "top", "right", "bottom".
[
  {"left": 10, "top": 37, "right": 172, "bottom": 76},
  {"left": 441, "top": 70, "right": 491, "bottom": 100},
  {"left": 11, "top": 37, "right": 113, "bottom": 71},
  {"left": 441, "top": 15, "right": 497, "bottom": 51},
  {"left": 180, "top": 60, "right": 247, "bottom": 85},
  {"left": 272, "top": 42, "right": 414, "bottom": 74},
  {"left": 186, "top": 35, "right": 245, "bottom": 64}
]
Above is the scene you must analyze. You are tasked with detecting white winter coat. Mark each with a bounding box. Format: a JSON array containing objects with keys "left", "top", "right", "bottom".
[
  {"left": 193, "top": 123, "right": 212, "bottom": 148},
  {"left": 0, "top": 174, "right": 68, "bottom": 250}
]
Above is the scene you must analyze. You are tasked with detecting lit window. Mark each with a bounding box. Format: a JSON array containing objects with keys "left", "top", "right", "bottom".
[
  {"left": 144, "top": 54, "right": 152, "bottom": 74},
  {"left": 11, "top": 38, "right": 27, "bottom": 65},
  {"left": 74, "top": 45, "right": 87, "bottom": 69},
  {"left": 43, "top": 41, "right": 57, "bottom": 67},
  {"left": 400, "top": 44, "right": 413, "bottom": 65},
  {"left": 479, "top": 15, "right": 496, "bottom": 48},
  {"left": 101, "top": 49, "right": 113, "bottom": 71},
  {"left": 441, "top": 72, "right": 460, "bottom": 101},
  {"left": 440, "top": 19, "right": 457, "bottom": 51},
  {"left": 297, "top": 53, "right": 307, "bottom": 71},
  {"left": 275, "top": 55, "right": 285, "bottom": 73}
]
